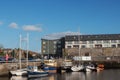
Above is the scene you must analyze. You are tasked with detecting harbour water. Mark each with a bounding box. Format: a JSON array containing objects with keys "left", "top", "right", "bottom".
[{"left": 1, "top": 69, "right": 120, "bottom": 80}]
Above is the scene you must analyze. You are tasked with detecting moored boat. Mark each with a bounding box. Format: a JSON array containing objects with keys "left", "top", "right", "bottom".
[
  {"left": 61, "top": 59, "right": 72, "bottom": 71},
  {"left": 27, "top": 66, "right": 49, "bottom": 78},
  {"left": 43, "top": 59, "right": 57, "bottom": 73},
  {"left": 10, "top": 68, "right": 27, "bottom": 76},
  {"left": 85, "top": 64, "right": 96, "bottom": 72},
  {"left": 71, "top": 64, "right": 84, "bottom": 72}
]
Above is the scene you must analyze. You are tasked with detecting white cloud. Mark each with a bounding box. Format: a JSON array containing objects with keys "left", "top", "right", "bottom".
[
  {"left": 22, "top": 25, "right": 42, "bottom": 32},
  {"left": 42, "top": 31, "right": 81, "bottom": 40},
  {"left": 9, "top": 22, "right": 18, "bottom": 29},
  {"left": 0, "top": 21, "right": 3, "bottom": 25}
]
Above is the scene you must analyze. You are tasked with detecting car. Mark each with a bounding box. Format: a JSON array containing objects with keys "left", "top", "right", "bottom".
[{"left": 0, "top": 57, "right": 5, "bottom": 63}]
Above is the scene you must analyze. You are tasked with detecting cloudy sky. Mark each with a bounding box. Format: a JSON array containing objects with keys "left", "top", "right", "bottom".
[{"left": 0, "top": 0, "right": 120, "bottom": 52}]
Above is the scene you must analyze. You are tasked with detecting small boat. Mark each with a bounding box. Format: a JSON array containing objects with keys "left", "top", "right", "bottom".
[
  {"left": 71, "top": 65, "right": 84, "bottom": 72},
  {"left": 10, "top": 68, "right": 27, "bottom": 76},
  {"left": 85, "top": 64, "right": 96, "bottom": 72},
  {"left": 43, "top": 66, "right": 57, "bottom": 73},
  {"left": 27, "top": 66, "right": 49, "bottom": 78},
  {"left": 96, "top": 64, "right": 104, "bottom": 72},
  {"left": 61, "top": 59, "right": 72, "bottom": 71},
  {"left": 43, "top": 59, "right": 57, "bottom": 73}
]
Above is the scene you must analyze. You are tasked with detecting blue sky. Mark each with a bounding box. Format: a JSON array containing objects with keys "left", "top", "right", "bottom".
[{"left": 0, "top": 0, "right": 120, "bottom": 52}]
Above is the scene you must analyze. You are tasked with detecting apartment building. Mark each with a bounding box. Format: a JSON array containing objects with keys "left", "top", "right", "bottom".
[
  {"left": 65, "top": 34, "right": 120, "bottom": 49},
  {"left": 41, "top": 33, "right": 120, "bottom": 57},
  {"left": 41, "top": 38, "right": 65, "bottom": 58}
]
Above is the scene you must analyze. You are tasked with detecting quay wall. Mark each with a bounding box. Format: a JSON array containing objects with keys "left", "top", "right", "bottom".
[{"left": 0, "top": 61, "right": 41, "bottom": 76}]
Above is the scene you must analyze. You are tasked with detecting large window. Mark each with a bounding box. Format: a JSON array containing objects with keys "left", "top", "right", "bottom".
[
  {"left": 81, "top": 45, "right": 86, "bottom": 48},
  {"left": 111, "top": 40, "right": 117, "bottom": 43},
  {"left": 73, "top": 45, "right": 79, "bottom": 48},
  {"left": 96, "top": 40, "right": 102, "bottom": 44},
  {"left": 67, "top": 46, "right": 71, "bottom": 48},
  {"left": 74, "top": 41, "right": 79, "bottom": 44},
  {"left": 89, "top": 41, "right": 94, "bottom": 44},
  {"left": 53, "top": 41, "right": 57, "bottom": 44},
  {"left": 43, "top": 41, "right": 46, "bottom": 44},
  {"left": 111, "top": 45, "right": 116, "bottom": 48},
  {"left": 81, "top": 41, "right": 87, "bottom": 44},
  {"left": 103, "top": 40, "right": 110, "bottom": 43},
  {"left": 67, "top": 41, "right": 72, "bottom": 44},
  {"left": 89, "top": 45, "right": 94, "bottom": 48}
]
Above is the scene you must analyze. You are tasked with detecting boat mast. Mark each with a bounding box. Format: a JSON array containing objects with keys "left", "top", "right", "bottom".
[
  {"left": 78, "top": 29, "right": 81, "bottom": 63},
  {"left": 19, "top": 34, "right": 22, "bottom": 69},
  {"left": 26, "top": 33, "right": 29, "bottom": 66}
]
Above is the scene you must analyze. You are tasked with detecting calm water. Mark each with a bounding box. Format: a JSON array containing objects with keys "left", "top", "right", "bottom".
[{"left": 1, "top": 69, "right": 120, "bottom": 80}]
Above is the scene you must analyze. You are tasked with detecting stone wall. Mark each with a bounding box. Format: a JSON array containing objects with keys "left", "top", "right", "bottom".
[{"left": 66, "top": 48, "right": 120, "bottom": 61}]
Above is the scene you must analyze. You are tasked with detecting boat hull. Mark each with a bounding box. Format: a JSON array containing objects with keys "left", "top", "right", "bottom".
[
  {"left": 43, "top": 66, "right": 57, "bottom": 73},
  {"left": 71, "top": 65, "right": 84, "bottom": 72},
  {"left": 27, "top": 71, "right": 48, "bottom": 78},
  {"left": 10, "top": 69, "right": 27, "bottom": 76}
]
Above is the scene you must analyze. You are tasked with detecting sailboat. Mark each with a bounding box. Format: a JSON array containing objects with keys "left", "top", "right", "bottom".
[
  {"left": 10, "top": 34, "right": 29, "bottom": 76},
  {"left": 71, "top": 33, "right": 84, "bottom": 72},
  {"left": 27, "top": 65, "right": 49, "bottom": 78}
]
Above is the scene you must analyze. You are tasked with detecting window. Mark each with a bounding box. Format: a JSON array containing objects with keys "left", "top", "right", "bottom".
[
  {"left": 43, "top": 41, "right": 46, "bottom": 44},
  {"left": 117, "top": 44, "right": 120, "bottom": 47},
  {"left": 58, "top": 41, "right": 61, "bottom": 44},
  {"left": 67, "top": 41, "right": 72, "bottom": 44},
  {"left": 43, "top": 50, "right": 46, "bottom": 53},
  {"left": 74, "top": 41, "right": 79, "bottom": 44},
  {"left": 73, "top": 45, "right": 79, "bottom": 48},
  {"left": 103, "top": 40, "right": 109, "bottom": 43},
  {"left": 57, "top": 45, "right": 61, "bottom": 48},
  {"left": 81, "top": 45, "right": 86, "bottom": 48},
  {"left": 89, "top": 45, "right": 94, "bottom": 48},
  {"left": 53, "top": 41, "right": 57, "bottom": 44},
  {"left": 118, "top": 40, "right": 120, "bottom": 43},
  {"left": 43, "top": 46, "right": 46, "bottom": 49},
  {"left": 111, "top": 45, "right": 116, "bottom": 48},
  {"left": 54, "top": 50, "right": 56, "bottom": 53},
  {"left": 89, "top": 41, "right": 94, "bottom": 44},
  {"left": 54, "top": 45, "right": 56, "bottom": 48},
  {"left": 81, "top": 41, "right": 87, "bottom": 44},
  {"left": 111, "top": 40, "right": 117, "bottom": 43},
  {"left": 96, "top": 40, "right": 102, "bottom": 44},
  {"left": 67, "top": 46, "right": 71, "bottom": 48}
]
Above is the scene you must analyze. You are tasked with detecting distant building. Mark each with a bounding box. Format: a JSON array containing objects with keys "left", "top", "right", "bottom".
[
  {"left": 41, "top": 38, "right": 65, "bottom": 58},
  {"left": 65, "top": 34, "right": 120, "bottom": 49},
  {"left": 41, "top": 33, "right": 120, "bottom": 57}
]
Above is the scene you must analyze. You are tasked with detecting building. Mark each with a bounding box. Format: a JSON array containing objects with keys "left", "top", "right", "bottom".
[
  {"left": 65, "top": 34, "right": 120, "bottom": 49},
  {"left": 41, "top": 33, "right": 120, "bottom": 58},
  {"left": 41, "top": 38, "right": 65, "bottom": 58}
]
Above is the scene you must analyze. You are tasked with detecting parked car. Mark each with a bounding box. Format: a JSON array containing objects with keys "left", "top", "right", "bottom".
[{"left": 0, "top": 57, "right": 6, "bottom": 63}]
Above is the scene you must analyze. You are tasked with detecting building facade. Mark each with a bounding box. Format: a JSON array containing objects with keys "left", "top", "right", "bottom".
[
  {"left": 41, "top": 33, "right": 120, "bottom": 58},
  {"left": 65, "top": 34, "right": 120, "bottom": 49},
  {"left": 41, "top": 38, "right": 65, "bottom": 58}
]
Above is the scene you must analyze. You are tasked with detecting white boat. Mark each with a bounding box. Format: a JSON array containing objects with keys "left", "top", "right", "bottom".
[
  {"left": 10, "top": 34, "right": 29, "bottom": 76},
  {"left": 27, "top": 66, "right": 49, "bottom": 78},
  {"left": 71, "top": 65, "right": 84, "bottom": 72},
  {"left": 10, "top": 68, "right": 27, "bottom": 76},
  {"left": 61, "top": 59, "right": 72, "bottom": 70},
  {"left": 85, "top": 64, "right": 96, "bottom": 72}
]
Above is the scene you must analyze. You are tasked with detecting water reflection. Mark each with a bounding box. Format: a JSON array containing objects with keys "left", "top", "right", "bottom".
[
  {"left": 8, "top": 69, "right": 120, "bottom": 80},
  {"left": 10, "top": 76, "right": 27, "bottom": 80}
]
